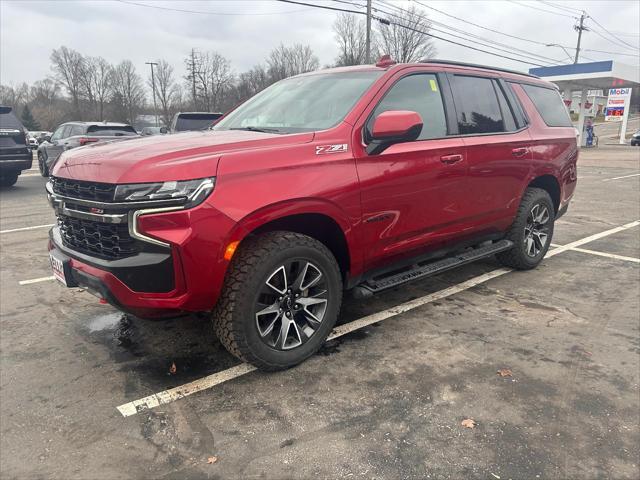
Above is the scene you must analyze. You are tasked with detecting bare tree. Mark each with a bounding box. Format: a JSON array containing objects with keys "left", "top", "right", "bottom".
[
  {"left": 191, "top": 52, "right": 233, "bottom": 112},
  {"left": 0, "top": 83, "right": 30, "bottom": 110},
  {"left": 80, "top": 56, "right": 113, "bottom": 120},
  {"left": 50, "top": 46, "right": 85, "bottom": 118},
  {"left": 235, "top": 65, "right": 271, "bottom": 103},
  {"left": 30, "top": 79, "right": 64, "bottom": 130},
  {"left": 267, "top": 44, "right": 319, "bottom": 82},
  {"left": 376, "top": 5, "right": 436, "bottom": 63},
  {"left": 111, "top": 60, "right": 146, "bottom": 124},
  {"left": 333, "top": 13, "right": 368, "bottom": 66},
  {"left": 149, "top": 59, "right": 179, "bottom": 126}
]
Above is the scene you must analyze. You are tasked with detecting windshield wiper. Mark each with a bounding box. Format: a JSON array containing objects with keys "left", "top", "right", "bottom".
[{"left": 229, "top": 126, "right": 282, "bottom": 133}]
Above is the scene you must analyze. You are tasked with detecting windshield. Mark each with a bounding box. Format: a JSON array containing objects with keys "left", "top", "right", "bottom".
[{"left": 214, "top": 71, "right": 382, "bottom": 134}]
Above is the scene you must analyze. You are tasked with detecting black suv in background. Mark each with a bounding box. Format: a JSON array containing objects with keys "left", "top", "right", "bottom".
[
  {"left": 169, "top": 112, "right": 223, "bottom": 132},
  {"left": 0, "top": 106, "right": 32, "bottom": 187},
  {"left": 37, "top": 122, "right": 138, "bottom": 176}
]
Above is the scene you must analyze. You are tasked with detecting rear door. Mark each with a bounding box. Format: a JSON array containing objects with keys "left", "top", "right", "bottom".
[
  {"left": 65, "top": 124, "right": 85, "bottom": 149},
  {"left": 354, "top": 70, "right": 468, "bottom": 270},
  {"left": 448, "top": 74, "right": 531, "bottom": 229}
]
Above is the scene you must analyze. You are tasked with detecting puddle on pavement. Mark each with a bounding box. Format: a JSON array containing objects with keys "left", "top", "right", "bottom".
[{"left": 318, "top": 326, "right": 378, "bottom": 356}]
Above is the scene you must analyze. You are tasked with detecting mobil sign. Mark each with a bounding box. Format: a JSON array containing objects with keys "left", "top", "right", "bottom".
[{"left": 605, "top": 87, "right": 632, "bottom": 122}]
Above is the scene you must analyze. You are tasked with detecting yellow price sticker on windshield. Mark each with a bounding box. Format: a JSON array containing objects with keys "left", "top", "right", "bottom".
[{"left": 429, "top": 79, "right": 438, "bottom": 92}]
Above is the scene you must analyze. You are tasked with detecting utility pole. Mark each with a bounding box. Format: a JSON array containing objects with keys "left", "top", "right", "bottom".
[
  {"left": 190, "top": 49, "right": 197, "bottom": 110},
  {"left": 365, "top": 0, "right": 372, "bottom": 64},
  {"left": 574, "top": 11, "right": 588, "bottom": 64},
  {"left": 145, "top": 61, "right": 159, "bottom": 127}
]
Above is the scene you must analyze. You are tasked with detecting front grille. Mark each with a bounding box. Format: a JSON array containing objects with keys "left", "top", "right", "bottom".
[
  {"left": 52, "top": 177, "right": 116, "bottom": 203},
  {"left": 58, "top": 214, "right": 138, "bottom": 260}
]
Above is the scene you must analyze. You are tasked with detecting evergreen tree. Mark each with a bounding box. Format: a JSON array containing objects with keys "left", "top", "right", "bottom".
[{"left": 21, "top": 105, "right": 41, "bottom": 130}]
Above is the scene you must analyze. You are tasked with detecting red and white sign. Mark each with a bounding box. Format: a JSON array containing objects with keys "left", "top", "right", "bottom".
[{"left": 605, "top": 88, "right": 631, "bottom": 123}]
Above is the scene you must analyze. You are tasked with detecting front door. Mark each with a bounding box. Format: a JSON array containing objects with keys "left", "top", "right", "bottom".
[{"left": 354, "top": 72, "right": 468, "bottom": 271}]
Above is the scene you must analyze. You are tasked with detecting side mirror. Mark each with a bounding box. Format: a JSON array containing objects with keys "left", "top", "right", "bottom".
[
  {"left": 366, "top": 110, "right": 423, "bottom": 155},
  {"left": 159, "top": 127, "right": 168, "bottom": 134},
  {"left": 43, "top": 135, "right": 51, "bottom": 143}
]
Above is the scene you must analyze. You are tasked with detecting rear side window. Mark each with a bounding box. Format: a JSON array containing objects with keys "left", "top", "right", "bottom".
[
  {"left": 87, "top": 125, "right": 137, "bottom": 136},
  {"left": 521, "top": 84, "right": 572, "bottom": 127},
  {"left": 452, "top": 75, "right": 505, "bottom": 134},
  {"left": 369, "top": 74, "right": 448, "bottom": 140}
]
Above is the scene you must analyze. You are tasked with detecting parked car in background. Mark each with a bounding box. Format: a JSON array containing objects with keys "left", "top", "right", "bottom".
[
  {"left": 27, "top": 134, "right": 39, "bottom": 149},
  {"left": 169, "top": 112, "right": 223, "bottom": 132},
  {"left": 38, "top": 122, "right": 139, "bottom": 176},
  {"left": 0, "top": 105, "right": 32, "bottom": 187},
  {"left": 631, "top": 130, "right": 640, "bottom": 146},
  {"left": 141, "top": 126, "right": 168, "bottom": 136},
  {"left": 46, "top": 59, "right": 578, "bottom": 370}
]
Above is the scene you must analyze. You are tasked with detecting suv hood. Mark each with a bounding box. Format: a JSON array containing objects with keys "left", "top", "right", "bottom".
[{"left": 51, "top": 130, "right": 314, "bottom": 184}]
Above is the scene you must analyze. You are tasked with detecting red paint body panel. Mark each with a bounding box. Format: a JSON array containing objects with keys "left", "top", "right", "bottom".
[{"left": 49, "top": 63, "right": 578, "bottom": 318}]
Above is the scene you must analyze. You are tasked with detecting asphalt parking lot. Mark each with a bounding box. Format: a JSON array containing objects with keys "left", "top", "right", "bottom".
[{"left": 1, "top": 147, "right": 639, "bottom": 479}]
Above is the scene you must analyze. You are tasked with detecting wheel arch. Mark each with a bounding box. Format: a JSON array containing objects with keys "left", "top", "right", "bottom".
[{"left": 527, "top": 174, "right": 561, "bottom": 213}]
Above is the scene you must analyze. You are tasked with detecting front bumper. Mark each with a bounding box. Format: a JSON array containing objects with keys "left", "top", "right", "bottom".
[{"left": 46, "top": 181, "right": 239, "bottom": 318}]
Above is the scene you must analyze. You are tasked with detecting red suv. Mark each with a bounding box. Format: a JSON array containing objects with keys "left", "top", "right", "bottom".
[{"left": 47, "top": 59, "right": 577, "bottom": 369}]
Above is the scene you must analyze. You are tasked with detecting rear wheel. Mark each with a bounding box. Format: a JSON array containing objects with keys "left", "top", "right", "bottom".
[
  {"left": 38, "top": 153, "right": 49, "bottom": 177},
  {"left": 213, "top": 231, "right": 343, "bottom": 370},
  {"left": 0, "top": 171, "right": 19, "bottom": 187},
  {"left": 496, "top": 187, "right": 555, "bottom": 270}
]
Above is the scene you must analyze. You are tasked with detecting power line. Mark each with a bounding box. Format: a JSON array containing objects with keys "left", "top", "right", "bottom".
[
  {"left": 116, "top": 0, "right": 309, "bottom": 16},
  {"left": 291, "top": 0, "right": 545, "bottom": 65},
  {"left": 588, "top": 15, "right": 639, "bottom": 52},
  {"left": 539, "top": 1, "right": 582, "bottom": 15},
  {"left": 376, "top": 0, "right": 562, "bottom": 65},
  {"left": 506, "top": 0, "right": 577, "bottom": 19}
]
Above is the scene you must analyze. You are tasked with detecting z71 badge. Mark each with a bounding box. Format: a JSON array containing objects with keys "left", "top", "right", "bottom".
[{"left": 315, "top": 144, "right": 348, "bottom": 155}]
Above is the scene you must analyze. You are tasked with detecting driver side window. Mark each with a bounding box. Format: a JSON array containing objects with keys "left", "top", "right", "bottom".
[
  {"left": 50, "top": 126, "right": 65, "bottom": 142},
  {"left": 368, "top": 74, "right": 448, "bottom": 141}
]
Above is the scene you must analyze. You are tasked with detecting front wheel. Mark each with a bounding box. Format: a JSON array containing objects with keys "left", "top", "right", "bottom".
[
  {"left": 38, "top": 153, "right": 49, "bottom": 177},
  {"left": 496, "top": 187, "right": 555, "bottom": 270},
  {"left": 213, "top": 231, "right": 343, "bottom": 370}
]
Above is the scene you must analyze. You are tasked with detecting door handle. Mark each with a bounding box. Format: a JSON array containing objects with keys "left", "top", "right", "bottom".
[
  {"left": 511, "top": 147, "right": 529, "bottom": 157},
  {"left": 440, "top": 154, "right": 463, "bottom": 164}
]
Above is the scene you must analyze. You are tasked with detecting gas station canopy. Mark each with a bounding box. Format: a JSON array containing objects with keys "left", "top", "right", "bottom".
[
  {"left": 528, "top": 60, "right": 639, "bottom": 145},
  {"left": 528, "top": 60, "right": 639, "bottom": 92}
]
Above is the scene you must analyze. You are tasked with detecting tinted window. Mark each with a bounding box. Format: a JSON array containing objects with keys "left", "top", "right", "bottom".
[
  {"left": 174, "top": 114, "right": 222, "bottom": 132},
  {"left": 87, "top": 125, "right": 137, "bottom": 136},
  {"left": 495, "top": 83, "right": 517, "bottom": 132},
  {"left": 0, "top": 107, "right": 23, "bottom": 129},
  {"left": 521, "top": 84, "right": 572, "bottom": 127},
  {"left": 452, "top": 75, "right": 504, "bottom": 134},
  {"left": 369, "top": 74, "right": 448, "bottom": 140}
]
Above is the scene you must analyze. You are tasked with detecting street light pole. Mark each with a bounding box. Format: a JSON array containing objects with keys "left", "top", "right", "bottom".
[{"left": 145, "top": 61, "right": 159, "bottom": 127}]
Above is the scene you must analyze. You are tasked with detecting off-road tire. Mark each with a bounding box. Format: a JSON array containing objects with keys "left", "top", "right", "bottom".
[
  {"left": 0, "top": 171, "right": 19, "bottom": 187},
  {"left": 213, "top": 231, "right": 343, "bottom": 370},
  {"left": 38, "top": 153, "right": 49, "bottom": 177},
  {"left": 497, "top": 187, "right": 555, "bottom": 270}
]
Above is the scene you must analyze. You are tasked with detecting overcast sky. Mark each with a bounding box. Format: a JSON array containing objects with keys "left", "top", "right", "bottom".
[{"left": 1, "top": 0, "right": 638, "bottom": 87}]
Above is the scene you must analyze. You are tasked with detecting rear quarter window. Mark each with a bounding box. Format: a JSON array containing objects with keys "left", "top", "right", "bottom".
[{"left": 521, "top": 84, "right": 572, "bottom": 127}]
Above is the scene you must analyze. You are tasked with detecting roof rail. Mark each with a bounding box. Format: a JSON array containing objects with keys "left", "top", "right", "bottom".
[{"left": 419, "top": 59, "right": 540, "bottom": 79}]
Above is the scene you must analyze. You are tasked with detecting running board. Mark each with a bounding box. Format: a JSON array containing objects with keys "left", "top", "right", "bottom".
[{"left": 353, "top": 239, "right": 513, "bottom": 297}]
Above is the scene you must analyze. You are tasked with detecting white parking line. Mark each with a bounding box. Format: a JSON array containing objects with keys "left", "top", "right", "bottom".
[
  {"left": 109, "top": 219, "right": 636, "bottom": 416},
  {"left": 18, "top": 276, "right": 55, "bottom": 285},
  {"left": 0, "top": 224, "right": 54, "bottom": 234},
  {"left": 550, "top": 243, "right": 639, "bottom": 263},
  {"left": 602, "top": 173, "right": 640, "bottom": 182}
]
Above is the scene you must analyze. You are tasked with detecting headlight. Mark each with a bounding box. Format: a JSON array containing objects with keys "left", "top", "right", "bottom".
[{"left": 114, "top": 177, "right": 215, "bottom": 207}]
